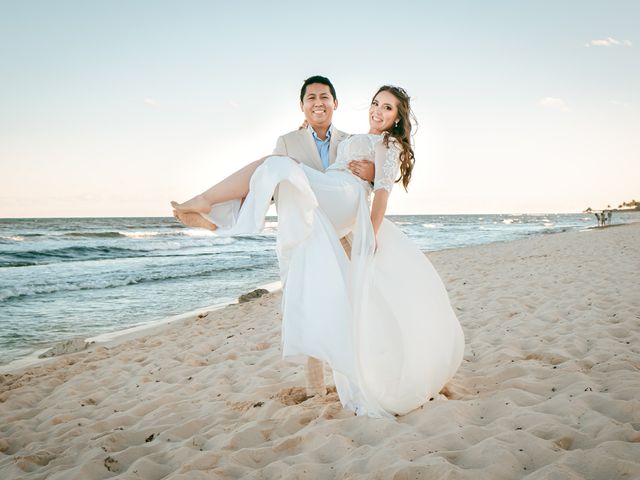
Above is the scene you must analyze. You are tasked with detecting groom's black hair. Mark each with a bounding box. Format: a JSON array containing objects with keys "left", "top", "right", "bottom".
[{"left": 300, "top": 75, "right": 337, "bottom": 102}]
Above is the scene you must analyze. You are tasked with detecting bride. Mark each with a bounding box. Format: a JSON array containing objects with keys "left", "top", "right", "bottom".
[{"left": 172, "top": 85, "right": 465, "bottom": 419}]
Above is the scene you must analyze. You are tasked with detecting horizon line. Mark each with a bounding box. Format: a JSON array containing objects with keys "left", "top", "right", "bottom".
[{"left": 3, "top": 211, "right": 638, "bottom": 220}]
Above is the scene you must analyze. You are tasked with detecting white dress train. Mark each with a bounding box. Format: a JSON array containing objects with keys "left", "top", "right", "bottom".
[{"left": 203, "top": 134, "right": 465, "bottom": 418}]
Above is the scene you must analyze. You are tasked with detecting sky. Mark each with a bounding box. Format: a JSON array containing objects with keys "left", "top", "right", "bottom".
[{"left": 0, "top": 0, "right": 638, "bottom": 217}]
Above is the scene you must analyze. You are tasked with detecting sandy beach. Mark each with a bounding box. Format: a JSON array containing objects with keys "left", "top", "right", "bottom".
[{"left": 1, "top": 223, "right": 639, "bottom": 479}]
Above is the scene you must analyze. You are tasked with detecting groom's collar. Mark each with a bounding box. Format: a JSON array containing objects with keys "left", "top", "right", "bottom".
[{"left": 307, "top": 124, "right": 333, "bottom": 141}]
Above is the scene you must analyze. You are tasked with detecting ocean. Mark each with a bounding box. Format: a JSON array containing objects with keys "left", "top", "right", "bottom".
[{"left": 1, "top": 212, "right": 637, "bottom": 365}]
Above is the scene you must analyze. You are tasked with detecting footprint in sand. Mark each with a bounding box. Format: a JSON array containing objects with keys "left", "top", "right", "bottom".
[
  {"left": 0, "top": 438, "right": 10, "bottom": 453},
  {"left": 525, "top": 352, "right": 568, "bottom": 365},
  {"left": 271, "top": 387, "right": 311, "bottom": 406},
  {"left": 554, "top": 436, "right": 574, "bottom": 450},
  {"left": 14, "top": 452, "right": 56, "bottom": 472}
]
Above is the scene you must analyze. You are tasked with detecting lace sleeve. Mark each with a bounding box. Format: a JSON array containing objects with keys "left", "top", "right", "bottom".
[{"left": 373, "top": 138, "right": 401, "bottom": 193}]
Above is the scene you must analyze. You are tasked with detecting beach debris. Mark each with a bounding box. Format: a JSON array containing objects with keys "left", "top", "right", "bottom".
[
  {"left": 104, "top": 456, "right": 120, "bottom": 472},
  {"left": 238, "top": 288, "right": 269, "bottom": 303},
  {"left": 38, "top": 338, "right": 88, "bottom": 358},
  {"left": 145, "top": 433, "right": 156, "bottom": 443}
]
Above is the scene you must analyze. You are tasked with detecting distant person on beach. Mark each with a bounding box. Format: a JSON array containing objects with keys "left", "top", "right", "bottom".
[
  {"left": 607, "top": 210, "right": 612, "bottom": 225},
  {"left": 594, "top": 212, "right": 601, "bottom": 226},
  {"left": 171, "top": 82, "right": 464, "bottom": 418}
]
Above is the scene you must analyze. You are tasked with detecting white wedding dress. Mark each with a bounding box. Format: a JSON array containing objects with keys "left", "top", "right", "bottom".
[{"left": 203, "top": 134, "right": 465, "bottom": 418}]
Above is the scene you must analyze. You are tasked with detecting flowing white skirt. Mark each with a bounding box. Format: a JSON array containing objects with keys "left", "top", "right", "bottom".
[{"left": 203, "top": 156, "right": 465, "bottom": 418}]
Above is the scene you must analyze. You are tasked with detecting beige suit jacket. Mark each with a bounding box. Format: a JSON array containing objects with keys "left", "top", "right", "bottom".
[
  {"left": 272, "top": 125, "right": 349, "bottom": 171},
  {"left": 272, "top": 125, "right": 352, "bottom": 257}
]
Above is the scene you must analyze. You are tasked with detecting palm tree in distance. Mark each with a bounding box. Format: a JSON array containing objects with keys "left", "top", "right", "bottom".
[{"left": 585, "top": 199, "right": 639, "bottom": 212}]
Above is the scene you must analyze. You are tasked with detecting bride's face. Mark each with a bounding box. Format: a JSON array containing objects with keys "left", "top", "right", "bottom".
[{"left": 369, "top": 91, "right": 399, "bottom": 134}]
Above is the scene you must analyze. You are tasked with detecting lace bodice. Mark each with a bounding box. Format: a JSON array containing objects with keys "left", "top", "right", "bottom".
[{"left": 328, "top": 134, "right": 401, "bottom": 193}]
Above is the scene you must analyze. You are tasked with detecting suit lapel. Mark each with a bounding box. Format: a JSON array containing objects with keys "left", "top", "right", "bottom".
[{"left": 299, "top": 129, "right": 324, "bottom": 171}]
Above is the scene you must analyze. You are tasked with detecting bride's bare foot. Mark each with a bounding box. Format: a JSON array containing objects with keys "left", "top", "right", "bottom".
[
  {"left": 172, "top": 209, "right": 217, "bottom": 231},
  {"left": 170, "top": 194, "right": 211, "bottom": 214}
]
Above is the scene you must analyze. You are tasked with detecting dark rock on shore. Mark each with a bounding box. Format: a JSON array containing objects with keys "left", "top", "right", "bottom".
[{"left": 238, "top": 289, "right": 269, "bottom": 303}]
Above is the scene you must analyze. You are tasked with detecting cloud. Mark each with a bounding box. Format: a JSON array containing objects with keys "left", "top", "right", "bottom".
[
  {"left": 609, "top": 100, "right": 631, "bottom": 109},
  {"left": 539, "top": 97, "right": 569, "bottom": 112},
  {"left": 228, "top": 100, "right": 240, "bottom": 108},
  {"left": 585, "top": 37, "right": 632, "bottom": 47},
  {"left": 144, "top": 98, "right": 158, "bottom": 107}
]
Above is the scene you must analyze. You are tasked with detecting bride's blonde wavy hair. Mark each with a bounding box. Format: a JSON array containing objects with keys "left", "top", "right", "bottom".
[{"left": 373, "top": 85, "right": 417, "bottom": 191}]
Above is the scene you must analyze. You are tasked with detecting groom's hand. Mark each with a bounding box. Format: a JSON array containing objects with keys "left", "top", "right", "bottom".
[{"left": 348, "top": 160, "right": 375, "bottom": 183}]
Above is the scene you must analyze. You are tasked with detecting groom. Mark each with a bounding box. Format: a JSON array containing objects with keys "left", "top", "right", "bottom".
[
  {"left": 273, "top": 75, "right": 374, "bottom": 180},
  {"left": 273, "top": 75, "right": 374, "bottom": 396}
]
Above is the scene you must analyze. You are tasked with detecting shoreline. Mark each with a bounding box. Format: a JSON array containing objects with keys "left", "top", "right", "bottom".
[
  {"left": 0, "top": 280, "right": 282, "bottom": 375},
  {"left": 1, "top": 221, "right": 637, "bottom": 374}
]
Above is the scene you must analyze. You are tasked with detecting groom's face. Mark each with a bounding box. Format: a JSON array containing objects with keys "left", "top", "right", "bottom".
[{"left": 300, "top": 83, "right": 337, "bottom": 131}]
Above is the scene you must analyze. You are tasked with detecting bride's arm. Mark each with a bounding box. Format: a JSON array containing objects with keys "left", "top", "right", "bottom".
[
  {"left": 370, "top": 189, "right": 389, "bottom": 236},
  {"left": 370, "top": 139, "right": 401, "bottom": 241}
]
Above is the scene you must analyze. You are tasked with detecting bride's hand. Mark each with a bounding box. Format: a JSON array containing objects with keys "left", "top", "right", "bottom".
[
  {"left": 298, "top": 119, "right": 309, "bottom": 130},
  {"left": 348, "top": 160, "right": 375, "bottom": 182}
]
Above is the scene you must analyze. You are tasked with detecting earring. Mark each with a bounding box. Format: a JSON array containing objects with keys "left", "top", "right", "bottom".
[{"left": 394, "top": 121, "right": 399, "bottom": 127}]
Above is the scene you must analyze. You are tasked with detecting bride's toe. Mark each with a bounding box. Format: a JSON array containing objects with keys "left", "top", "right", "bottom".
[
  {"left": 172, "top": 210, "right": 217, "bottom": 231},
  {"left": 173, "top": 210, "right": 186, "bottom": 225}
]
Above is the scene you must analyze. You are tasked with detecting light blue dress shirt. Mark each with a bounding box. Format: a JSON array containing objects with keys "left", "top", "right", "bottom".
[{"left": 310, "top": 126, "right": 332, "bottom": 170}]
